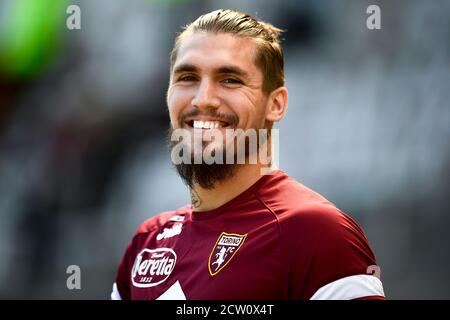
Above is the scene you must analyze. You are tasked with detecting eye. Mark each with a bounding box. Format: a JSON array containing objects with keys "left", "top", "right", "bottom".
[
  {"left": 178, "top": 75, "right": 197, "bottom": 82},
  {"left": 221, "top": 78, "right": 242, "bottom": 85}
]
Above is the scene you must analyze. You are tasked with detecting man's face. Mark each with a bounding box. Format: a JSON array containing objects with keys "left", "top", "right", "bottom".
[
  {"left": 166, "top": 32, "right": 271, "bottom": 189},
  {"left": 167, "top": 32, "right": 269, "bottom": 135}
]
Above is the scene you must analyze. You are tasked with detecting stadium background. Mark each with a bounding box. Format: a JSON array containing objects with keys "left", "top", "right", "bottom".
[{"left": 0, "top": 0, "right": 449, "bottom": 299}]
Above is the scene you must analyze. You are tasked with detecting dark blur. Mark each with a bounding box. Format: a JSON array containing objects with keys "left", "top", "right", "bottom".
[{"left": 0, "top": 0, "right": 449, "bottom": 299}]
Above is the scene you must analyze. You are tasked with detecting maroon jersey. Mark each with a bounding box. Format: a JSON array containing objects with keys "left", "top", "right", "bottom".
[{"left": 111, "top": 170, "right": 385, "bottom": 300}]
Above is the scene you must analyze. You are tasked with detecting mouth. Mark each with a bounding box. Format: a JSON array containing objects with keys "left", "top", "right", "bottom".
[{"left": 185, "top": 119, "right": 231, "bottom": 129}]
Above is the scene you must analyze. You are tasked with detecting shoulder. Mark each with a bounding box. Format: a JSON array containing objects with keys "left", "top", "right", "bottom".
[
  {"left": 134, "top": 204, "right": 191, "bottom": 236},
  {"left": 257, "top": 172, "right": 383, "bottom": 299},
  {"left": 113, "top": 204, "right": 191, "bottom": 300},
  {"left": 256, "top": 170, "right": 337, "bottom": 216},
  {"left": 257, "top": 171, "right": 362, "bottom": 237},
  {"left": 283, "top": 203, "right": 373, "bottom": 263},
  {"left": 281, "top": 201, "right": 368, "bottom": 247},
  {"left": 118, "top": 204, "right": 190, "bottom": 267}
]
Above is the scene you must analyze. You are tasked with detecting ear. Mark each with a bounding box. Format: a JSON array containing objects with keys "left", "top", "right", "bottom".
[{"left": 265, "top": 86, "right": 288, "bottom": 123}]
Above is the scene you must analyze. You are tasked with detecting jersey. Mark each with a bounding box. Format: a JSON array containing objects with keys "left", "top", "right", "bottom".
[{"left": 111, "top": 170, "right": 385, "bottom": 300}]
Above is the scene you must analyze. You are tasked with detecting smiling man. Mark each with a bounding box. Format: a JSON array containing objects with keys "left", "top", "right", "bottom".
[{"left": 112, "top": 9, "right": 385, "bottom": 300}]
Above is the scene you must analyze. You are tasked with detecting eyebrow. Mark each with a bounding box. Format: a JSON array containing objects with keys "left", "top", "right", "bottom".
[
  {"left": 172, "top": 63, "right": 250, "bottom": 79},
  {"left": 216, "top": 66, "right": 249, "bottom": 79},
  {"left": 172, "top": 63, "right": 199, "bottom": 75}
]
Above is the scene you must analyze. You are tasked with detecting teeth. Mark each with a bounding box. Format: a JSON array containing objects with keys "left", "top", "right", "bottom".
[
  {"left": 193, "top": 120, "right": 203, "bottom": 128},
  {"left": 193, "top": 120, "right": 222, "bottom": 129}
]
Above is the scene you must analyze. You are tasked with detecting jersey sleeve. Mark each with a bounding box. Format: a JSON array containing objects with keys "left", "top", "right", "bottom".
[
  {"left": 282, "top": 204, "right": 385, "bottom": 300},
  {"left": 111, "top": 235, "right": 138, "bottom": 300},
  {"left": 110, "top": 209, "right": 184, "bottom": 300}
]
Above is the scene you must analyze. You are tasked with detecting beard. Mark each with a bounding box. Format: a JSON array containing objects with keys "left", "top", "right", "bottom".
[{"left": 167, "top": 126, "right": 237, "bottom": 190}]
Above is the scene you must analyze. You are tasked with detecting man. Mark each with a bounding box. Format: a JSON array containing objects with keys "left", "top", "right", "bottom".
[{"left": 111, "top": 9, "right": 385, "bottom": 300}]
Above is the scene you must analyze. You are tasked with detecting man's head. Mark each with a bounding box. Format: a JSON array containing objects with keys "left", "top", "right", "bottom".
[
  {"left": 166, "top": 9, "right": 288, "bottom": 189},
  {"left": 170, "top": 9, "right": 285, "bottom": 95}
]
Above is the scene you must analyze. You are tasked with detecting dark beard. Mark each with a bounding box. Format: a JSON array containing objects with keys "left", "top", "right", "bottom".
[
  {"left": 174, "top": 161, "right": 237, "bottom": 190},
  {"left": 167, "top": 127, "right": 237, "bottom": 190}
]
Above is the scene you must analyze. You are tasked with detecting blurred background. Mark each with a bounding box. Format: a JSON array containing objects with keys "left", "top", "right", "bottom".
[{"left": 0, "top": 0, "right": 449, "bottom": 299}]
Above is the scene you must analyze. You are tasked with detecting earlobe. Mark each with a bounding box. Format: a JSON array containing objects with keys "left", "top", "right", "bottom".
[{"left": 265, "top": 87, "right": 288, "bottom": 122}]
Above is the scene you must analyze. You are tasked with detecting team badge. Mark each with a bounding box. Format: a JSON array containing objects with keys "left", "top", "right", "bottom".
[{"left": 208, "top": 232, "right": 247, "bottom": 276}]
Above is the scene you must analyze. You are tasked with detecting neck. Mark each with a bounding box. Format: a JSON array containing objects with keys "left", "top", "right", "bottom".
[{"left": 190, "top": 163, "right": 278, "bottom": 212}]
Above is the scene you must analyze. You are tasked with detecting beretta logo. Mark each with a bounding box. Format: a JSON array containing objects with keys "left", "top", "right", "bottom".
[{"left": 131, "top": 248, "right": 177, "bottom": 288}]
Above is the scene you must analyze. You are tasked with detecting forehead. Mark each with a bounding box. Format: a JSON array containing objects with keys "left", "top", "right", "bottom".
[{"left": 173, "top": 32, "right": 262, "bottom": 78}]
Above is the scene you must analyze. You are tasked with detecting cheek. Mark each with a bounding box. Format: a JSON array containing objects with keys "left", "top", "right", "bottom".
[
  {"left": 225, "top": 95, "right": 251, "bottom": 124},
  {"left": 254, "top": 98, "right": 269, "bottom": 125},
  {"left": 227, "top": 95, "right": 266, "bottom": 128},
  {"left": 167, "top": 88, "right": 191, "bottom": 126}
]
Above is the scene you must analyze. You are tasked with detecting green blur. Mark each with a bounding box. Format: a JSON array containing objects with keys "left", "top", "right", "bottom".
[{"left": 0, "top": 0, "right": 68, "bottom": 80}]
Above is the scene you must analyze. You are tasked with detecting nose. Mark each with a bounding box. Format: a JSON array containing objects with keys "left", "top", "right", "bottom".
[{"left": 191, "top": 79, "right": 220, "bottom": 110}]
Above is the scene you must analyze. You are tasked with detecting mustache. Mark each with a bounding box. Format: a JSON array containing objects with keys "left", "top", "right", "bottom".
[{"left": 178, "top": 109, "right": 239, "bottom": 128}]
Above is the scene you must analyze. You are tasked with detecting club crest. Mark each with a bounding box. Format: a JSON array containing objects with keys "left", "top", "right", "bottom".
[{"left": 208, "top": 232, "right": 247, "bottom": 276}]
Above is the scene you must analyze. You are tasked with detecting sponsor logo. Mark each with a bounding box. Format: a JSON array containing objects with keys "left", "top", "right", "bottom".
[
  {"left": 131, "top": 248, "right": 177, "bottom": 288},
  {"left": 208, "top": 232, "right": 247, "bottom": 276},
  {"left": 156, "top": 223, "right": 183, "bottom": 240},
  {"left": 169, "top": 215, "right": 185, "bottom": 222}
]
